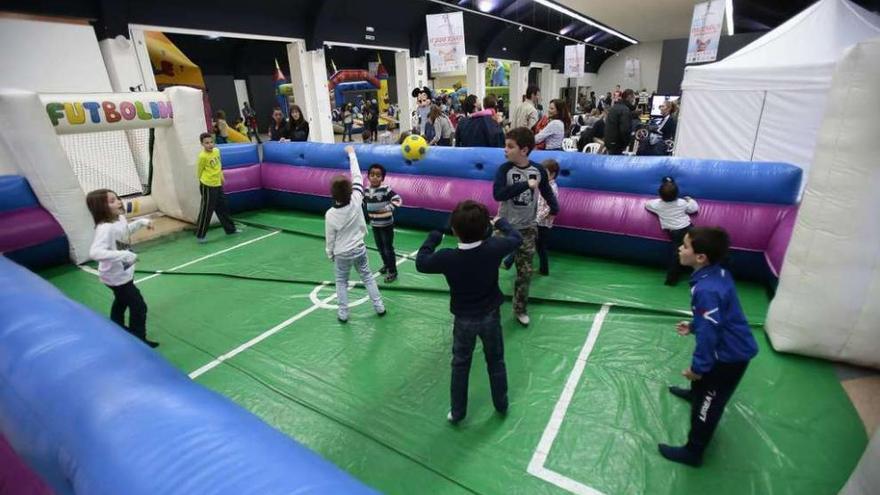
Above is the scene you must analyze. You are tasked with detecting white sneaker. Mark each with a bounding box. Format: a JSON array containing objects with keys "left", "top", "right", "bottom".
[{"left": 516, "top": 313, "right": 530, "bottom": 326}]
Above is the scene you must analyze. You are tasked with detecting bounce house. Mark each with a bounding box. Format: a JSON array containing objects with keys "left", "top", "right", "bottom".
[
  {"left": 1, "top": 41, "right": 877, "bottom": 490},
  {"left": 328, "top": 64, "right": 396, "bottom": 134},
  {"left": 146, "top": 31, "right": 249, "bottom": 143}
]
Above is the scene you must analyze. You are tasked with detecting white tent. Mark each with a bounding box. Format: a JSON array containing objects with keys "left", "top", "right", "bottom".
[{"left": 675, "top": 0, "right": 880, "bottom": 175}]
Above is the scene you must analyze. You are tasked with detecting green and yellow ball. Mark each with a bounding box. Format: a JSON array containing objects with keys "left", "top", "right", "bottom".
[{"left": 401, "top": 134, "right": 429, "bottom": 161}]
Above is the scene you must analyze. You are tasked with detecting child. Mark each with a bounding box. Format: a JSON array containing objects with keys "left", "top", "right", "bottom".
[
  {"left": 361, "top": 129, "right": 372, "bottom": 144},
  {"left": 195, "top": 132, "right": 240, "bottom": 243},
  {"left": 86, "top": 189, "right": 158, "bottom": 348},
  {"left": 492, "top": 127, "right": 560, "bottom": 327},
  {"left": 365, "top": 164, "right": 403, "bottom": 283},
  {"left": 214, "top": 110, "right": 229, "bottom": 144},
  {"left": 503, "top": 159, "right": 560, "bottom": 276},
  {"left": 415, "top": 200, "right": 522, "bottom": 424},
  {"left": 659, "top": 227, "right": 758, "bottom": 467},
  {"left": 325, "top": 146, "right": 386, "bottom": 322},
  {"left": 645, "top": 177, "right": 699, "bottom": 285},
  {"left": 233, "top": 117, "right": 248, "bottom": 136}
]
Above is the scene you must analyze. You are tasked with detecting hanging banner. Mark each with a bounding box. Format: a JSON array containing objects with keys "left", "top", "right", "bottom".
[
  {"left": 564, "top": 44, "right": 585, "bottom": 76},
  {"left": 686, "top": 0, "right": 725, "bottom": 64},
  {"left": 426, "top": 12, "right": 466, "bottom": 73}
]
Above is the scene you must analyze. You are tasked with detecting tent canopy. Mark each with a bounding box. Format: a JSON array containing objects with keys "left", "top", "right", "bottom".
[{"left": 675, "top": 0, "right": 880, "bottom": 171}]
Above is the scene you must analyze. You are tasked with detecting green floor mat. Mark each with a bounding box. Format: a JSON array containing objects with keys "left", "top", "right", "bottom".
[{"left": 39, "top": 208, "right": 866, "bottom": 494}]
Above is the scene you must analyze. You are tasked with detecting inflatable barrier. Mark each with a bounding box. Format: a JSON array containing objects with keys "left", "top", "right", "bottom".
[
  {"left": 259, "top": 142, "right": 802, "bottom": 283},
  {"left": 0, "top": 256, "right": 377, "bottom": 495}
]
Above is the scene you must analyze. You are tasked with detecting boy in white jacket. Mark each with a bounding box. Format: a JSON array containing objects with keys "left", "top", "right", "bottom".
[
  {"left": 86, "top": 189, "right": 158, "bottom": 347},
  {"left": 325, "top": 146, "right": 386, "bottom": 323}
]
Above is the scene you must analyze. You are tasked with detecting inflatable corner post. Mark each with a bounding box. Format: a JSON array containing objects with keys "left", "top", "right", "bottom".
[
  {"left": 0, "top": 86, "right": 207, "bottom": 264},
  {"left": 766, "top": 38, "right": 880, "bottom": 369},
  {"left": 0, "top": 90, "right": 93, "bottom": 263},
  {"left": 152, "top": 86, "right": 207, "bottom": 223}
]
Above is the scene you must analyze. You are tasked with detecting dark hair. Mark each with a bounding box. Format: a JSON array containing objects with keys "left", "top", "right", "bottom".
[
  {"left": 199, "top": 132, "right": 212, "bottom": 142},
  {"left": 368, "top": 164, "right": 386, "bottom": 178},
  {"left": 288, "top": 105, "right": 305, "bottom": 125},
  {"left": 542, "top": 159, "right": 560, "bottom": 177},
  {"left": 526, "top": 85, "right": 540, "bottom": 99},
  {"left": 659, "top": 177, "right": 678, "bottom": 202},
  {"left": 463, "top": 94, "right": 478, "bottom": 114},
  {"left": 214, "top": 110, "right": 226, "bottom": 120},
  {"left": 450, "top": 200, "right": 490, "bottom": 243},
  {"left": 86, "top": 189, "right": 119, "bottom": 225},
  {"left": 623, "top": 89, "right": 635, "bottom": 100},
  {"left": 688, "top": 227, "right": 730, "bottom": 264},
  {"left": 396, "top": 131, "right": 412, "bottom": 144},
  {"left": 330, "top": 175, "right": 353, "bottom": 205},
  {"left": 505, "top": 127, "right": 536, "bottom": 154},
  {"left": 483, "top": 94, "right": 497, "bottom": 110},
  {"left": 549, "top": 99, "right": 571, "bottom": 133}
]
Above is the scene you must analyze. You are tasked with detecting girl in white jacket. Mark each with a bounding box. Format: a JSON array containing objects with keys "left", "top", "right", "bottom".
[{"left": 86, "top": 189, "right": 158, "bottom": 347}]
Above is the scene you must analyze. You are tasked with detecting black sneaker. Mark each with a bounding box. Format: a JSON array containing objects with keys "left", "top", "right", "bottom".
[
  {"left": 144, "top": 339, "right": 160, "bottom": 348},
  {"left": 379, "top": 266, "right": 388, "bottom": 274},
  {"left": 658, "top": 444, "right": 703, "bottom": 467},
  {"left": 376, "top": 308, "right": 387, "bottom": 317},
  {"left": 384, "top": 272, "right": 398, "bottom": 283},
  {"left": 502, "top": 258, "right": 514, "bottom": 270},
  {"left": 668, "top": 386, "right": 694, "bottom": 402}
]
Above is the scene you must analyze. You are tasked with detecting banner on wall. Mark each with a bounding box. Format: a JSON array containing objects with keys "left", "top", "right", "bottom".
[
  {"left": 686, "top": 0, "right": 725, "bottom": 64},
  {"left": 625, "top": 57, "right": 640, "bottom": 80},
  {"left": 564, "top": 44, "right": 585, "bottom": 76},
  {"left": 426, "top": 12, "right": 466, "bottom": 73}
]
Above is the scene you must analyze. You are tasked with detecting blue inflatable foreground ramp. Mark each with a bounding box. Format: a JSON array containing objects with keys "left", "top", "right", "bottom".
[{"left": 0, "top": 256, "right": 376, "bottom": 495}]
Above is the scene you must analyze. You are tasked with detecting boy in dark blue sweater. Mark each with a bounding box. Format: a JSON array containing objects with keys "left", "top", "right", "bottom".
[
  {"left": 659, "top": 227, "right": 759, "bottom": 467},
  {"left": 415, "top": 200, "right": 522, "bottom": 424}
]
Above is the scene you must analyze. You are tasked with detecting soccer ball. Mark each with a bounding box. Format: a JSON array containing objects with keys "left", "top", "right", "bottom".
[{"left": 401, "top": 134, "right": 429, "bottom": 161}]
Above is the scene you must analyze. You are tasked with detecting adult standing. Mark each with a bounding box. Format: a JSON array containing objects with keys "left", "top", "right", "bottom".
[
  {"left": 427, "top": 105, "right": 454, "bottom": 146},
  {"left": 457, "top": 95, "right": 504, "bottom": 148},
  {"left": 534, "top": 99, "right": 571, "bottom": 151},
  {"left": 268, "top": 107, "right": 287, "bottom": 142},
  {"left": 511, "top": 85, "right": 540, "bottom": 130},
  {"left": 241, "top": 102, "right": 260, "bottom": 143},
  {"left": 285, "top": 105, "right": 309, "bottom": 142},
  {"left": 368, "top": 101, "right": 379, "bottom": 142},
  {"left": 605, "top": 89, "right": 636, "bottom": 155}
]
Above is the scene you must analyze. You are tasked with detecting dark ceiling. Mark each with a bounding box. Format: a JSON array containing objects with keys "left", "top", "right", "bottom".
[{"left": 4, "top": 0, "right": 878, "bottom": 72}]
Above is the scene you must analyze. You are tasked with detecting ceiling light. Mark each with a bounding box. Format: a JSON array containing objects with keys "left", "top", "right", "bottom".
[
  {"left": 584, "top": 33, "right": 598, "bottom": 43},
  {"left": 477, "top": 0, "right": 493, "bottom": 13},
  {"left": 556, "top": 36, "right": 560, "bottom": 41},
  {"left": 533, "top": 0, "right": 638, "bottom": 44},
  {"left": 518, "top": 25, "right": 523, "bottom": 32},
  {"left": 502, "top": 46, "right": 507, "bottom": 51},
  {"left": 366, "top": 26, "right": 375, "bottom": 33}
]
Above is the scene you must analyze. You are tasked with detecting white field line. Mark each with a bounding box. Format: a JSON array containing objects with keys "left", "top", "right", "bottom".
[
  {"left": 526, "top": 303, "right": 612, "bottom": 495},
  {"left": 188, "top": 248, "right": 419, "bottom": 379}
]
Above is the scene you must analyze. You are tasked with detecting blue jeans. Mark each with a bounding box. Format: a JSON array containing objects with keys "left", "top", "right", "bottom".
[
  {"left": 450, "top": 308, "right": 508, "bottom": 420},
  {"left": 334, "top": 246, "right": 384, "bottom": 320},
  {"left": 343, "top": 122, "right": 353, "bottom": 141}
]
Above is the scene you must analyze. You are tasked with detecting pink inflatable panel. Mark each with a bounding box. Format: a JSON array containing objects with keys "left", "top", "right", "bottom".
[
  {"left": 223, "top": 164, "right": 262, "bottom": 194},
  {"left": 261, "top": 163, "right": 796, "bottom": 257}
]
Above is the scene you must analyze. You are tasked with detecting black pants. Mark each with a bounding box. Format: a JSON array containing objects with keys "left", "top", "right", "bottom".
[
  {"left": 196, "top": 184, "right": 236, "bottom": 239},
  {"left": 436, "top": 137, "right": 451, "bottom": 146},
  {"left": 108, "top": 281, "right": 148, "bottom": 341},
  {"left": 450, "top": 309, "right": 508, "bottom": 420},
  {"left": 687, "top": 361, "right": 749, "bottom": 454},
  {"left": 372, "top": 225, "right": 397, "bottom": 275},
  {"left": 536, "top": 226, "right": 551, "bottom": 275},
  {"left": 664, "top": 226, "right": 691, "bottom": 284}
]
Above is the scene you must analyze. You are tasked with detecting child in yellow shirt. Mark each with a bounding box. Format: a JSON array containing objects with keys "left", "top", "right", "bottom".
[{"left": 195, "top": 132, "right": 240, "bottom": 243}]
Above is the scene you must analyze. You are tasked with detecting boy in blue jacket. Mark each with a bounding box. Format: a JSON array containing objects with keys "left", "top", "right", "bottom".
[{"left": 659, "top": 227, "right": 758, "bottom": 467}]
